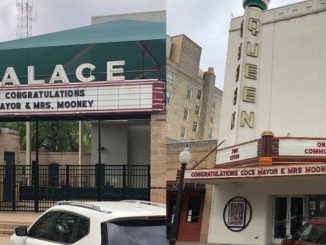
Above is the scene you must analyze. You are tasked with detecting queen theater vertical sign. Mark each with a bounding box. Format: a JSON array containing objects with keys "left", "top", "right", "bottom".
[{"left": 230, "top": 6, "right": 263, "bottom": 143}]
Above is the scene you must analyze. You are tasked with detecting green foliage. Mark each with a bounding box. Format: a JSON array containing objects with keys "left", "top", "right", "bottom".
[{"left": 0, "top": 121, "right": 91, "bottom": 152}]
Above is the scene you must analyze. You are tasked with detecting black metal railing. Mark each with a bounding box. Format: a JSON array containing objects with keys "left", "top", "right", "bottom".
[{"left": 0, "top": 163, "right": 150, "bottom": 212}]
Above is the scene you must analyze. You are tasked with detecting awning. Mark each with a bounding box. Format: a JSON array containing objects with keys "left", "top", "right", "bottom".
[
  {"left": 0, "top": 19, "right": 166, "bottom": 83},
  {"left": 0, "top": 19, "right": 166, "bottom": 49}
]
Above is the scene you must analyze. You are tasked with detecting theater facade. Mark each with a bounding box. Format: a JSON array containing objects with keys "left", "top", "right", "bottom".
[
  {"left": 185, "top": 0, "right": 326, "bottom": 244},
  {"left": 186, "top": 133, "right": 326, "bottom": 244},
  {"left": 0, "top": 18, "right": 167, "bottom": 210}
]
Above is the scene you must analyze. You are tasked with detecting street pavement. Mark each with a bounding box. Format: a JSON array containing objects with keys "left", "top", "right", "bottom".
[
  {"left": 0, "top": 212, "right": 39, "bottom": 223},
  {"left": 0, "top": 212, "right": 40, "bottom": 245},
  {"left": 0, "top": 235, "right": 9, "bottom": 245}
]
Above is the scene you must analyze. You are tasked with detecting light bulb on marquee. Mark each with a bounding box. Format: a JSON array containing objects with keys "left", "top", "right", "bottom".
[{"left": 243, "top": 0, "right": 270, "bottom": 10}]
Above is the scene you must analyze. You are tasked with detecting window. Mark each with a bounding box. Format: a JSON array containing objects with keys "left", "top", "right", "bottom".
[
  {"left": 236, "top": 65, "right": 240, "bottom": 82},
  {"left": 192, "top": 122, "right": 198, "bottom": 132},
  {"left": 186, "top": 89, "right": 192, "bottom": 100},
  {"left": 197, "top": 90, "right": 202, "bottom": 100},
  {"left": 104, "top": 218, "right": 166, "bottom": 245},
  {"left": 293, "top": 223, "right": 314, "bottom": 241},
  {"left": 195, "top": 105, "right": 200, "bottom": 116},
  {"left": 167, "top": 73, "right": 175, "bottom": 84},
  {"left": 308, "top": 195, "right": 326, "bottom": 219},
  {"left": 183, "top": 109, "right": 189, "bottom": 120},
  {"left": 186, "top": 194, "right": 202, "bottom": 223},
  {"left": 233, "top": 87, "right": 238, "bottom": 105},
  {"left": 309, "top": 224, "right": 326, "bottom": 243},
  {"left": 29, "top": 211, "right": 58, "bottom": 240},
  {"left": 28, "top": 211, "right": 90, "bottom": 244},
  {"left": 237, "top": 43, "right": 242, "bottom": 60},
  {"left": 180, "top": 127, "right": 186, "bottom": 138},
  {"left": 208, "top": 128, "right": 212, "bottom": 138},
  {"left": 166, "top": 91, "right": 171, "bottom": 103}
]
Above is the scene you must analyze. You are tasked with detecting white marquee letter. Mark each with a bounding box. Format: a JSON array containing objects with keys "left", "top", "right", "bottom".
[
  {"left": 107, "top": 60, "right": 125, "bottom": 81},
  {"left": 28, "top": 66, "right": 45, "bottom": 84},
  {"left": 49, "top": 65, "right": 70, "bottom": 83},
  {"left": 76, "top": 63, "right": 96, "bottom": 82},
  {"left": 1, "top": 67, "right": 20, "bottom": 86}
]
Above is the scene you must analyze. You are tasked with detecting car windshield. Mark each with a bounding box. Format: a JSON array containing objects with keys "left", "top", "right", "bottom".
[
  {"left": 103, "top": 218, "right": 165, "bottom": 245},
  {"left": 292, "top": 222, "right": 326, "bottom": 244}
]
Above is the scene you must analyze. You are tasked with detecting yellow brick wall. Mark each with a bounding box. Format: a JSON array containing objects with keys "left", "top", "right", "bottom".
[{"left": 150, "top": 113, "right": 167, "bottom": 203}]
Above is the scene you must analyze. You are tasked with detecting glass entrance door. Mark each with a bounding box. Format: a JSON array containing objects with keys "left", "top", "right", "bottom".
[{"left": 273, "top": 196, "right": 304, "bottom": 242}]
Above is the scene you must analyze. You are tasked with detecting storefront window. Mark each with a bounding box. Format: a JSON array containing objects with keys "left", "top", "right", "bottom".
[
  {"left": 273, "top": 196, "right": 303, "bottom": 239},
  {"left": 274, "top": 197, "right": 287, "bottom": 239},
  {"left": 308, "top": 195, "right": 326, "bottom": 219},
  {"left": 186, "top": 194, "right": 201, "bottom": 223}
]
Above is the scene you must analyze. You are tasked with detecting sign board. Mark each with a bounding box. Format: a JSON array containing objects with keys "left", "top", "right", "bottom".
[
  {"left": 223, "top": 197, "right": 252, "bottom": 232},
  {"left": 279, "top": 139, "right": 326, "bottom": 157},
  {"left": 216, "top": 141, "right": 258, "bottom": 165},
  {"left": 185, "top": 163, "right": 326, "bottom": 180},
  {"left": 0, "top": 80, "right": 164, "bottom": 117}
]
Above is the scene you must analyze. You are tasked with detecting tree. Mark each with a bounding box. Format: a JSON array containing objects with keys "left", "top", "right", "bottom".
[{"left": 0, "top": 121, "right": 91, "bottom": 152}]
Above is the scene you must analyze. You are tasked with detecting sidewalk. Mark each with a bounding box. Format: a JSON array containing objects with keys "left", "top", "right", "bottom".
[
  {"left": 0, "top": 212, "right": 40, "bottom": 245},
  {"left": 0, "top": 212, "right": 39, "bottom": 224},
  {"left": 0, "top": 235, "right": 10, "bottom": 245}
]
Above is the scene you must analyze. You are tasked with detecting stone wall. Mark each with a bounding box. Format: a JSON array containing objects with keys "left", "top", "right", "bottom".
[
  {"left": 166, "top": 35, "right": 223, "bottom": 143},
  {"left": 150, "top": 113, "right": 167, "bottom": 203},
  {"left": 0, "top": 128, "right": 20, "bottom": 165},
  {"left": 18, "top": 151, "right": 91, "bottom": 165}
]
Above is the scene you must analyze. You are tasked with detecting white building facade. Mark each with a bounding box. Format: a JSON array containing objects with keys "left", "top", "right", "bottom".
[{"left": 185, "top": 0, "right": 326, "bottom": 244}]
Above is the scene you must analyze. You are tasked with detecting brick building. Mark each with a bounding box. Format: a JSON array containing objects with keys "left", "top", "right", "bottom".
[
  {"left": 166, "top": 35, "right": 223, "bottom": 242},
  {"left": 166, "top": 35, "right": 222, "bottom": 143}
]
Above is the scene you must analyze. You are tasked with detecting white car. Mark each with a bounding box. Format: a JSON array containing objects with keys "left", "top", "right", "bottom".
[{"left": 9, "top": 200, "right": 166, "bottom": 245}]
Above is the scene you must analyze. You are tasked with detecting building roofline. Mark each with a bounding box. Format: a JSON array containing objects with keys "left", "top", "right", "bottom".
[
  {"left": 169, "top": 34, "right": 202, "bottom": 49},
  {"left": 93, "top": 10, "right": 166, "bottom": 19},
  {"left": 231, "top": 0, "right": 315, "bottom": 21}
]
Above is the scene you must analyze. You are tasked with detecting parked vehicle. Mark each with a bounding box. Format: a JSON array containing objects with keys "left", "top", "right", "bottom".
[
  {"left": 9, "top": 200, "right": 166, "bottom": 245},
  {"left": 282, "top": 217, "right": 326, "bottom": 245}
]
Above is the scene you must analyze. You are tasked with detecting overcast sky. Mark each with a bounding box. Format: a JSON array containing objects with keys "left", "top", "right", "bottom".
[{"left": 0, "top": 0, "right": 304, "bottom": 89}]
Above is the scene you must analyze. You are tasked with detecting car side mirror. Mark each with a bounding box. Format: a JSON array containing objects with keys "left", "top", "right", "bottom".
[{"left": 15, "top": 226, "right": 27, "bottom": 236}]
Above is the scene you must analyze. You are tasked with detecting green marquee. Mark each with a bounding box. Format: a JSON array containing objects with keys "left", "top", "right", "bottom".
[{"left": 0, "top": 19, "right": 166, "bottom": 84}]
